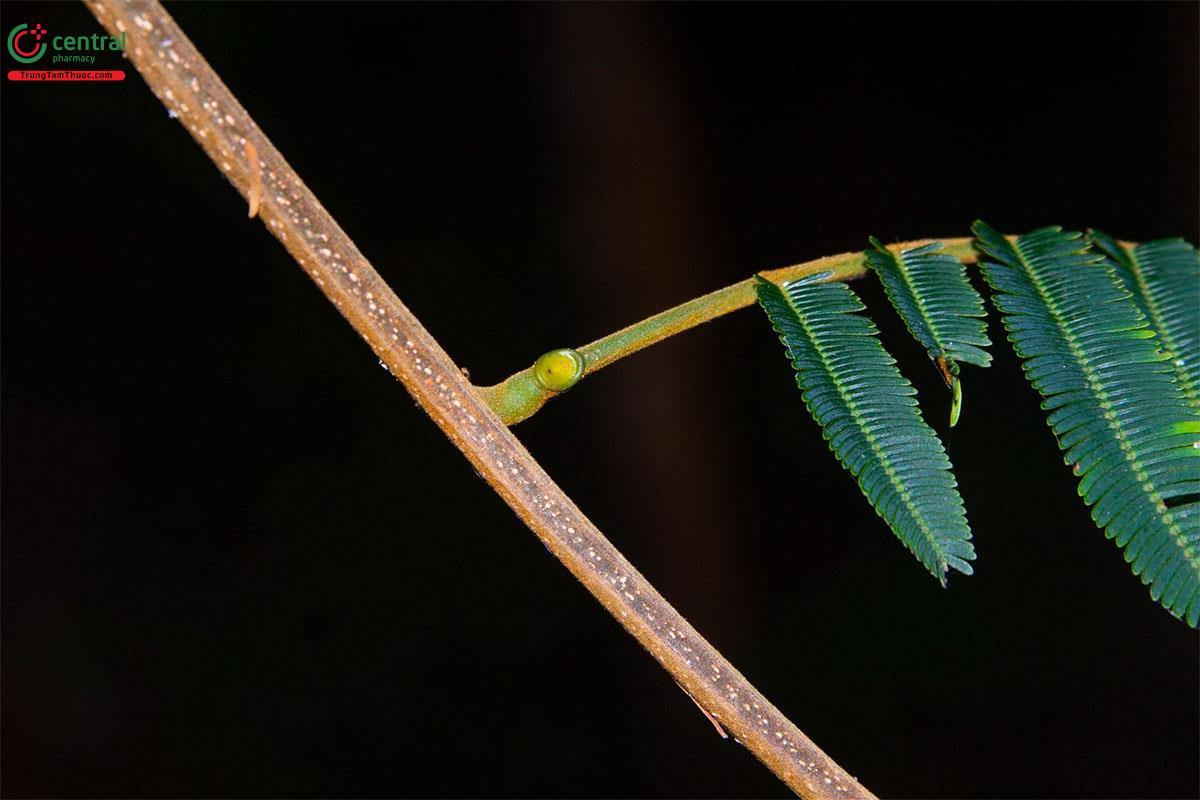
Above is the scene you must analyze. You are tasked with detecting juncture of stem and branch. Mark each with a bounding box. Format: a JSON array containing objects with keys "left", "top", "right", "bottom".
[
  {"left": 479, "top": 240, "right": 978, "bottom": 424},
  {"left": 85, "top": 3, "right": 896, "bottom": 796}
]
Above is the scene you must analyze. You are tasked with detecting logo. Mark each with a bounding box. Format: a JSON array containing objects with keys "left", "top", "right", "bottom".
[
  {"left": 4, "top": 23, "right": 124, "bottom": 69},
  {"left": 7, "top": 23, "right": 48, "bottom": 64}
]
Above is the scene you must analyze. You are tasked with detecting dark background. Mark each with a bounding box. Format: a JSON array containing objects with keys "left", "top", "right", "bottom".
[{"left": 2, "top": 2, "right": 1197, "bottom": 798}]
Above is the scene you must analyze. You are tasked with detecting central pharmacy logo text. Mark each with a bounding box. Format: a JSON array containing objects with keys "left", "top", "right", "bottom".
[{"left": 6, "top": 23, "right": 125, "bottom": 65}]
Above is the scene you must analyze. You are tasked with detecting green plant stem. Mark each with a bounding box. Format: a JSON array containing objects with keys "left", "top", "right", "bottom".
[
  {"left": 86, "top": 2, "right": 876, "bottom": 797},
  {"left": 480, "top": 239, "right": 977, "bottom": 424}
]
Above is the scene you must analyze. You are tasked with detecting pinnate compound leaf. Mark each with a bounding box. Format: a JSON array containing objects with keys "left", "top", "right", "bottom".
[
  {"left": 1090, "top": 231, "right": 1200, "bottom": 410},
  {"left": 755, "top": 273, "right": 975, "bottom": 584},
  {"left": 866, "top": 238, "right": 993, "bottom": 426},
  {"left": 866, "top": 237, "right": 992, "bottom": 371},
  {"left": 973, "top": 221, "right": 1200, "bottom": 627}
]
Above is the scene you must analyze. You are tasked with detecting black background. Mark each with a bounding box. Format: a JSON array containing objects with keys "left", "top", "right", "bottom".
[{"left": 2, "top": 2, "right": 1198, "bottom": 798}]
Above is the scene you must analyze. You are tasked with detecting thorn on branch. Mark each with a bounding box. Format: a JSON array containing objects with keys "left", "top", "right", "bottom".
[{"left": 675, "top": 680, "right": 729, "bottom": 739}]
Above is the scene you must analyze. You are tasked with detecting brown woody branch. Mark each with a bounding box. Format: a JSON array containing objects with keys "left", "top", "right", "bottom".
[{"left": 84, "top": 2, "right": 875, "bottom": 796}]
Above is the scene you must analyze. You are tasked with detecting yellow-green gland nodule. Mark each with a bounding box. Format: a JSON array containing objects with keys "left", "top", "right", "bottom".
[{"left": 533, "top": 348, "right": 585, "bottom": 392}]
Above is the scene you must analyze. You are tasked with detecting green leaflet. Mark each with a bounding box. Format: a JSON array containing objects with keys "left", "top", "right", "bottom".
[
  {"left": 1090, "top": 231, "right": 1200, "bottom": 410},
  {"left": 755, "top": 273, "right": 975, "bottom": 584},
  {"left": 949, "top": 375, "right": 963, "bottom": 428},
  {"left": 973, "top": 221, "right": 1200, "bottom": 627}
]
